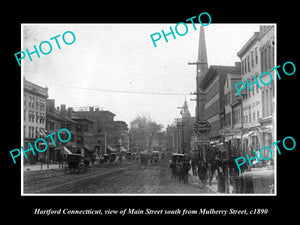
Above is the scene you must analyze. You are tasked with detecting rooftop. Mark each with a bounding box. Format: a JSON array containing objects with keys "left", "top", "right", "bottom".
[
  {"left": 24, "top": 78, "right": 48, "bottom": 98},
  {"left": 237, "top": 32, "right": 260, "bottom": 58}
]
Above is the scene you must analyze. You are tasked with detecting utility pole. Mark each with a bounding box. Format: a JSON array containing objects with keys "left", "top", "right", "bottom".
[
  {"left": 188, "top": 25, "right": 211, "bottom": 185},
  {"left": 188, "top": 25, "right": 208, "bottom": 122},
  {"left": 175, "top": 118, "right": 182, "bottom": 153},
  {"left": 104, "top": 132, "right": 107, "bottom": 155}
]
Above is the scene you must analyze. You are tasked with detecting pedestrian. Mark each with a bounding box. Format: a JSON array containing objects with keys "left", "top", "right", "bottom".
[
  {"left": 170, "top": 161, "right": 176, "bottom": 180},
  {"left": 182, "top": 159, "right": 191, "bottom": 184},
  {"left": 191, "top": 158, "right": 197, "bottom": 175},
  {"left": 197, "top": 159, "right": 207, "bottom": 183}
]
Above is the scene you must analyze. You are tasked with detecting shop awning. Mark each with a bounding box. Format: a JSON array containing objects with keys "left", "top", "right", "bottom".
[
  {"left": 225, "top": 136, "right": 232, "bottom": 142},
  {"left": 84, "top": 145, "right": 91, "bottom": 151},
  {"left": 107, "top": 146, "right": 116, "bottom": 152},
  {"left": 40, "top": 128, "right": 47, "bottom": 136},
  {"left": 243, "top": 131, "right": 255, "bottom": 138},
  {"left": 120, "top": 147, "right": 127, "bottom": 152},
  {"left": 210, "top": 140, "right": 219, "bottom": 145},
  {"left": 63, "top": 146, "right": 72, "bottom": 155}
]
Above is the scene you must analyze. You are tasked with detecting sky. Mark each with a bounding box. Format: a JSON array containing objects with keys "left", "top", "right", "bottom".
[{"left": 22, "top": 23, "right": 260, "bottom": 129}]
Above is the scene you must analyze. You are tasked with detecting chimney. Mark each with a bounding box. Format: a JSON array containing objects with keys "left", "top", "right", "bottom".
[
  {"left": 67, "top": 107, "right": 73, "bottom": 118},
  {"left": 46, "top": 99, "right": 55, "bottom": 112},
  {"left": 60, "top": 104, "right": 66, "bottom": 116},
  {"left": 235, "top": 61, "right": 241, "bottom": 69}
]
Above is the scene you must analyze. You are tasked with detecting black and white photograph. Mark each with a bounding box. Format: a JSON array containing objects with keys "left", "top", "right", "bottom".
[
  {"left": 4, "top": 4, "right": 299, "bottom": 221},
  {"left": 20, "top": 23, "right": 277, "bottom": 195}
]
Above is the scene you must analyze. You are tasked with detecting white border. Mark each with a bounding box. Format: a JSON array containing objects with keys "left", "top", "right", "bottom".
[{"left": 21, "top": 23, "right": 277, "bottom": 196}]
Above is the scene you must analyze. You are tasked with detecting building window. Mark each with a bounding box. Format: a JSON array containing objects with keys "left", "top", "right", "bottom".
[
  {"left": 255, "top": 47, "right": 258, "bottom": 64},
  {"left": 264, "top": 48, "right": 268, "bottom": 70},
  {"left": 29, "top": 111, "right": 32, "bottom": 122},
  {"left": 67, "top": 123, "right": 72, "bottom": 131},
  {"left": 35, "top": 127, "right": 39, "bottom": 138},
  {"left": 28, "top": 126, "right": 35, "bottom": 138},
  {"left": 249, "top": 107, "right": 251, "bottom": 123},
  {"left": 247, "top": 55, "right": 250, "bottom": 72},
  {"left": 36, "top": 99, "right": 39, "bottom": 110},
  {"left": 261, "top": 48, "right": 264, "bottom": 71},
  {"left": 50, "top": 122, "right": 54, "bottom": 130},
  {"left": 253, "top": 112, "right": 255, "bottom": 121},
  {"left": 36, "top": 112, "right": 39, "bottom": 123},
  {"left": 28, "top": 126, "right": 31, "bottom": 138},
  {"left": 76, "top": 124, "right": 82, "bottom": 132},
  {"left": 24, "top": 125, "right": 26, "bottom": 138},
  {"left": 268, "top": 44, "right": 272, "bottom": 69},
  {"left": 32, "top": 97, "right": 34, "bottom": 109},
  {"left": 28, "top": 97, "right": 31, "bottom": 108},
  {"left": 257, "top": 111, "right": 259, "bottom": 120},
  {"left": 40, "top": 100, "right": 45, "bottom": 111},
  {"left": 251, "top": 51, "right": 254, "bottom": 68},
  {"left": 266, "top": 89, "right": 269, "bottom": 117},
  {"left": 24, "top": 95, "right": 27, "bottom": 107},
  {"left": 241, "top": 60, "right": 244, "bottom": 75}
]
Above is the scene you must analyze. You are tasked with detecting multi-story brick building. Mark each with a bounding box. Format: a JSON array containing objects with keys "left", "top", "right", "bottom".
[
  {"left": 237, "top": 25, "right": 275, "bottom": 160},
  {"left": 258, "top": 26, "right": 275, "bottom": 152},
  {"left": 23, "top": 78, "right": 48, "bottom": 164},
  {"left": 220, "top": 73, "right": 243, "bottom": 157},
  {"left": 70, "top": 107, "right": 128, "bottom": 155},
  {"left": 237, "top": 31, "right": 262, "bottom": 157},
  {"left": 46, "top": 100, "right": 77, "bottom": 162}
]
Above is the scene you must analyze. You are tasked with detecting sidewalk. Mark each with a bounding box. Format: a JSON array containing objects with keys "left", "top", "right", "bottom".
[
  {"left": 23, "top": 163, "right": 65, "bottom": 172},
  {"left": 23, "top": 160, "right": 135, "bottom": 172},
  {"left": 189, "top": 170, "right": 233, "bottom": 194}
]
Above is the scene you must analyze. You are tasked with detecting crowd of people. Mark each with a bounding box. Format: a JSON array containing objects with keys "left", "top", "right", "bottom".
[
  {"left": 169, "top": 153, "right": 241, "bottom": 192},
  {"left": 169, "top": 157, "right": 191, "bottom": 184}
]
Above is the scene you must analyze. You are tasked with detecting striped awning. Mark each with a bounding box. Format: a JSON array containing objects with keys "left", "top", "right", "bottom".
[
  {"left": 120, "top": 147, "right": 127, "bottom": 152},
  {"left": 107, "top": 146, "right": 116, "bottom": 152}
]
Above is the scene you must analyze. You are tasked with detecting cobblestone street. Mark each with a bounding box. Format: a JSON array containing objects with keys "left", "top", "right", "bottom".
[{"left": 23, "top": 160, "right": 215, "bottom": 194}]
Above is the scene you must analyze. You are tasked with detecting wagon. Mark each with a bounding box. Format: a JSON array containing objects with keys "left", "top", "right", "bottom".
[
  {"left": 109, "top": 153, "right": 117, "bottom": 163},
  {"left": 64, "top": 153, "right": 90, "bottom": 174}
]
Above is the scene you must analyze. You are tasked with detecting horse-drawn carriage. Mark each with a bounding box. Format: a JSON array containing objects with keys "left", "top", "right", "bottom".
[{"left": 64, "top": 153, "right": 91, "bottom": 174}]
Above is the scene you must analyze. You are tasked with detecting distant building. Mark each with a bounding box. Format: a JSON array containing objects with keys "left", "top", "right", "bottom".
[
  {"left": 23, "top": 78, "right": 48, "bottom": 164},
  {"left": 220, "top": 73, "right": 243, "bottom": 158},
  {"left": 179, "top": 99, "right": 195, "bottom": 154},
  {"left": 70, "top": 107, "right": 128, "bottom": 155},
  {"left": 71, "top": 116, "right": 95, "bottom": 155}
]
